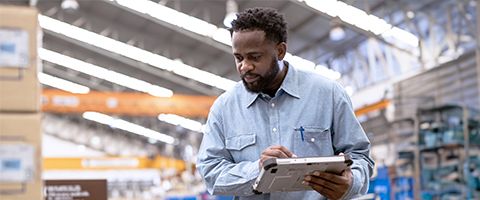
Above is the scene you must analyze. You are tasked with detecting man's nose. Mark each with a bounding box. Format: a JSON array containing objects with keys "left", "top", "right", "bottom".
[{"left": 240, "top": 60, "right": 254, "bottom": 73}]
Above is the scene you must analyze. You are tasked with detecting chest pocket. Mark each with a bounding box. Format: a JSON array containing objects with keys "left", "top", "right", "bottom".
[
  {"left": 295, "top": 126, "right": 333, "bottom": 157},
  {"left": 225, "top": 134, "right": 257, "bottom": 162}
]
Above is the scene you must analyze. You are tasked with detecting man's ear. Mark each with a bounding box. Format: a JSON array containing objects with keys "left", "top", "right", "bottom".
[{"left": 276, "top": 42, "right": 287, "bottom": 60}]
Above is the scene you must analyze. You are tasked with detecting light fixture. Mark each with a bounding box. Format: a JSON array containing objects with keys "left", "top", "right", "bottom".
[
  {"left": 38, "top": 73, "right": 90, "bottom": 94},
  {"left": 223, "top": 0, "right": 238, "bottom": 28},
  {"left": 406, "top": 11, "right": 415, "bottom": 19},
  {"left": 470, "top": 1, "right": 477, "bottom": 7},
  {"left": 297, "top": 0, "right": 419, "bottom": 48},
  {"left": 329, "top": 26, "right": 345, "bottom": 41},
  {"left": 158, "top": 114, "right": 204, "bottom": 133},
  {"left": 329, "top": 17, "right": 345, "bottom": 41},
  {"left": 109, "top": 0, "right": 342, "bottom": 80},
  {"left": 82, "top": 111, "right": 175, "bottom": 144},
  {"left": 38, "top": 15, "right": 236, "bottom": 91},
  {"left": 283, "top": 53, "right": 341, "bottom": 80},
  {"left": 61, "top": 0, "right": 79, "bottom": 11},
  {"left": 39, "top": 48, "right": 174, "bottom": 97}
]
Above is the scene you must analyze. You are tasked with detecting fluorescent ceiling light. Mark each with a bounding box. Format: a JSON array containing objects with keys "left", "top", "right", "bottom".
[
  {"left": 61, "top": 0, "right": 79, "bottom": 11},
  {"left": 329, "top": 26, "right": 346, "bottom": 41},
  {"left": 298, "top": 0, "right": 419, "bottom": 47},
  {"left": 223, "top": 0, "right": 238, "bottom": 28},
  {"left": 284, "top": 53, "right": 340, "bottom": 80},
  {"left": 39, "top": 48, "right": 173, "bottom": 97},
  {"left": 110, "top": 0, "right": 342, "bottom": 80},
  {"left": 158, "top": 114, "right": 204, "bottom": 133},
  {"left": 82, "top": 111, "right": 175, "bottom": 144},
  {"left": 39, "top": 73, "right": 90, "bottom": 94},
  {"left": 38, "top": 15, "right": 236, "bottom": 91},
  {"left": 223, "top": 12, "right": 237, "bottom": 28}
]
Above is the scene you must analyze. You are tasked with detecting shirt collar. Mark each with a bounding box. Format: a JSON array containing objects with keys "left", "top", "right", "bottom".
[
  {"left": 244, "top": 61, "right": 300, "bottom": 108},
  {"left": 280, "top": 61, "right": 300, "bottom": 99}
]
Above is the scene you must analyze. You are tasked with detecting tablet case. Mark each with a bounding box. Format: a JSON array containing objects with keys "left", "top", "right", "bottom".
[{"left": 252, "top": 155, "right": 353, "bottom": 194}]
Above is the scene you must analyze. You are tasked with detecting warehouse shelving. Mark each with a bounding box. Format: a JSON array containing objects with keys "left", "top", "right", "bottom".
[
  {"left": 413, "top": 105, "right": 480, "bottom": 199},
  {"left": 389, "top": 117, "right": 416, "bottom": 200}
]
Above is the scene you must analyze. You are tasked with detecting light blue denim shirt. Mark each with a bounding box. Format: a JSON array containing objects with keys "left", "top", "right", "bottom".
[{"left": 197, "top": 63, "right": 374, "bottom": 200}]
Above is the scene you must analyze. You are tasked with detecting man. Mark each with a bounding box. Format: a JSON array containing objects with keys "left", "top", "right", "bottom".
[{"left": 196, "top": 7, "right": 374, "bottom": 200}]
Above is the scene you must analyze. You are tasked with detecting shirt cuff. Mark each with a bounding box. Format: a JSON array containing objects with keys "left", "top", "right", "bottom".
[
  {"left": 214, "top": 159, "right": 261, "bottom": 196},
  {"left": 341, "top": 169, "right": 362, "bottom": 199}
]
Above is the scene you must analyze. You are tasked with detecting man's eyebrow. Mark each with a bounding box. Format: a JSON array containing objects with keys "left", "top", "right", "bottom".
[
  {"left": 246, "top": 52, "right": 262, "bottom": 56},
  {"left": 233, "top": 52, "right": 262, "bottom": 56}
]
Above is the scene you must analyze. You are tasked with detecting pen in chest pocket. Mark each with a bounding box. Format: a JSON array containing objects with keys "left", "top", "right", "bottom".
[{"left": 294, "top": 126, "right": 305, "bottom": 142}]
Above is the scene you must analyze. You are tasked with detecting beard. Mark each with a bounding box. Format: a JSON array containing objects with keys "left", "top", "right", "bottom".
[{"left": 241, "top": 58, "right": 279, "bottom": 93}]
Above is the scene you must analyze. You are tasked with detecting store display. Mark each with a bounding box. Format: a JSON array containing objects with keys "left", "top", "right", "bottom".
[
  {"left": 0, "top": 5, "right": 41, "bottom": 112},
  {"left": 415, "top": 105, "right": 480, "bottom": 199},
  {"left": 0, "top": 113, "right": 42, "bottom": 200},
  {"left": 0, "top": 0, "right": 477, "bottom": 199}
]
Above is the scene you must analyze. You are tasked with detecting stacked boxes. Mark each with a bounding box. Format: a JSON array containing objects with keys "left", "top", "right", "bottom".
[{"left": 0, "top": 5, "right": 43, "bottom": 200}]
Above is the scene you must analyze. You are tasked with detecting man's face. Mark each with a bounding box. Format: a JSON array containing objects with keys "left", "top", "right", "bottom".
[{"left": 231, "top": 30, "right": 280, "bottom": 93}]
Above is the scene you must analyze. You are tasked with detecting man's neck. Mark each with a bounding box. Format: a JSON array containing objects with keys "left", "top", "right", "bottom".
[{"left": 263, "top": 61, "right": 288, "bottom": 97}]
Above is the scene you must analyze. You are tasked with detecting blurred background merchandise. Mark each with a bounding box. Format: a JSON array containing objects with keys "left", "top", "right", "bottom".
[{"left": 0, "top": 0, "right": 479, "bottom": 199}]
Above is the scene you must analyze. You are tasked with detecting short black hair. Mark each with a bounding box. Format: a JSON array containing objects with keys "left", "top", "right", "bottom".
[{"left": 230, "top": 7, "right": 287, "bottom": 44}]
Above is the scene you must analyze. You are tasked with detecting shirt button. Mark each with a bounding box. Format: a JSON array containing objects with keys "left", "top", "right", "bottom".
[
  {"left": 271, "top": 103, "right": 275, "bottom": 107},
  {"left": 272, "top": 128, "right": 277, "bottom": 132}
]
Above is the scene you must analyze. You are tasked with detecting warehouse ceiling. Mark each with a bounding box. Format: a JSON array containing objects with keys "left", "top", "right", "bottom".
[{"left": 0, "top": 0, "right": 476, "bottom": 159}]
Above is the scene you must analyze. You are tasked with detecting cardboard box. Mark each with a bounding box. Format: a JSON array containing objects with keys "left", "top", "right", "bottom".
[
  {"left": 0, "top": 5, "right": 41, "bottom": 112},
  {"left": 0, "top": 113, "right": 43, "bottom": 200}
]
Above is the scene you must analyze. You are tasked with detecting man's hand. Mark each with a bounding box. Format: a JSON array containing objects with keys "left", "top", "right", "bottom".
[
  {"left": 302, "top": 168, "right": 352, "bottom": 200},
  {"left": 259, "top": 145, "right": 296, "bottom": 168}
]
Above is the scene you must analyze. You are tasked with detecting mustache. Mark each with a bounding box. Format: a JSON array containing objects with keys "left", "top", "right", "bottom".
[{"left": 241, "top": 72, "right": 260, "bottom": 79}]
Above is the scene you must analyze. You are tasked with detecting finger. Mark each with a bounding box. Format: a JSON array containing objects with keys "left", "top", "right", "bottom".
[
  {"left": 263, "top": 148, "right": 289, "bottom": 158},
  {"left": 303, "top": 179, "right": 337, "bottom": 199},
  {"left": 259, "top": 157, "right": 268, "bottom": 166},
  {"left": 342, "top": 167, "right": 352, "bottom": 176},
  {"left": 275, "top": 146, "right": 294, "bottom": 157},
  {"left": 303, "top": 175, "right": 337, "bottom": 192},
  {"left": 268, "top": 145, "right": 294, "bottom": 158},
  {"left": 311, "top": 170, "right": 350, "bottom": 185},
  {"left": 304, "top": 175, "right": 348, "bottom": 200}
]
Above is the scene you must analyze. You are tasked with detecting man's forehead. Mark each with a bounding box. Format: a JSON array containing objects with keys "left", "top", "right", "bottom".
[{"left": 232, "top": 29, "right": 266, "bottom": 40}]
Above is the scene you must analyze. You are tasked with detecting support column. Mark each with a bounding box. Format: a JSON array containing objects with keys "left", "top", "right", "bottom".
[{"left": 477, "top": 0, "right": 480, "bottom": 107}]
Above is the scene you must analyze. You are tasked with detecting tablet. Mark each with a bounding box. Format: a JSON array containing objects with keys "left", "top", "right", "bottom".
[{"left": 252, "top": 155, "right": 353, "bottom": 194}]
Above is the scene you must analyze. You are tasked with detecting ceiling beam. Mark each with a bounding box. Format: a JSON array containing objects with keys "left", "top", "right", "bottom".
[
  {"left": 289, "top": 0, "right": 417, "bottom": 57},
  {"left": 43, "top": 63, "right": 113, "bottom": 91},
  {"left": 43, "top": 30, "right": 221, "bottom": 96},
  {"left": 289, "top": 13, "right": 318, "bottom": 33},
  {"left": 42, "top": 89, "right": 216, "bottom": 118},
  {"left": 104, "top": 0, "right": 232, "bottom": 55},
  {"left": 293, "top": 31, "right": 331, "bottom": 58}
]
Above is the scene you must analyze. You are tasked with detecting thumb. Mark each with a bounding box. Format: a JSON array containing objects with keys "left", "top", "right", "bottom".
[{"left": 342, "top": 167, "right": 352, "bottom": 175}]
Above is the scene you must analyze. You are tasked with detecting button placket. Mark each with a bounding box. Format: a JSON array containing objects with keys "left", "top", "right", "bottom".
[{"left": 268, "top": 100, "right": 280, "bottom": 144}]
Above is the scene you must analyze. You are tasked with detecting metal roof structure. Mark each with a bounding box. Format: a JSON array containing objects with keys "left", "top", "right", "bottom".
[{"left": 1, "top": 0, "right": 477, "bottom": 159}]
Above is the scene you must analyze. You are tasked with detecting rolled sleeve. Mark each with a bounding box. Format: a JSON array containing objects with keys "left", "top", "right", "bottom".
[
  {"left": 196, "top": 103, "right": 260, "bottom": 196},
  {"left": 331, "top": 83, "right": 375, "bottom": 199},
  {"left": 342, "top": 159, "right": 372, "bottom": 199}
]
